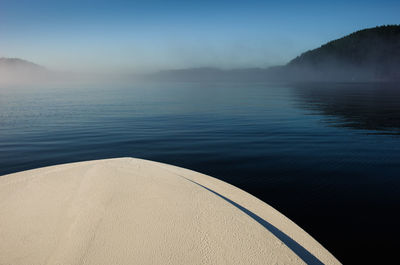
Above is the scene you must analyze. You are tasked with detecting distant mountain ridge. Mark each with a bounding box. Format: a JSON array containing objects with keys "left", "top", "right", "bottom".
[
  {"left": 0, "top": 57, "right": 45, "bottom": 71},
  {"left": 0, "top": 58, "right": 49, "bottom": 85},
  {"left": 2, "top": 25, "right": 400, "bottom": 83},
  {"left": 148, "top": 67, "right": 279, "bottom": 82},
  {"left": 286, "top": 25, "right": 400, "bottom": 81},
  {"left": 151, "top": 25, "right": 400, "bottom": 82}
]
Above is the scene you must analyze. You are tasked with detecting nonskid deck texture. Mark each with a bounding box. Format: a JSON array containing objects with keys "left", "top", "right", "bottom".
[{"left": 0, "top": 158, "right": 340, "bottom": 265}]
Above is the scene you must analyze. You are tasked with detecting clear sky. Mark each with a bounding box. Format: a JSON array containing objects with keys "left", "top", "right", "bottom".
[{"left": 0, "top": 0, "right": 399, "bottom": 73}]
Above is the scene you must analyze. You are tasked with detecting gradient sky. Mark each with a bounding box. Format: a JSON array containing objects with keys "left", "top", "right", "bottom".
[{"left": 0, "top": 0, "right": 399, "bottom": 73}]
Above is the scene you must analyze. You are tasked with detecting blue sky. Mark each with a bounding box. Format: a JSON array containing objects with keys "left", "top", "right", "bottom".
[{"left": 0, "top": 0, "right": 399, "bottom": 72}]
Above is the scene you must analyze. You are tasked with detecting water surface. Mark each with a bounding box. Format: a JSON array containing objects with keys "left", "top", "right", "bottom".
[{"left": 1, "top": 82, "right": 399, "bottom": 264}]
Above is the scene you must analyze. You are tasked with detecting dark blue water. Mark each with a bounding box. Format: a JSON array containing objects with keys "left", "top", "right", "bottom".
[{"left": 1, "top": 82, "right": 399, "bottom": 263}]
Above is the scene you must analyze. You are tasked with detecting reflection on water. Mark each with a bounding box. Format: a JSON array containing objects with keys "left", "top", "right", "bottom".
[
  {"left": 293, "top": 82, "right": 400, "bottom": 134},
  {"left": 0, "top": 82, "right": 399, "bottom": 264}
]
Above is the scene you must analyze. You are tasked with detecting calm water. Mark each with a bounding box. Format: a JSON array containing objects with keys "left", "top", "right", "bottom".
[{"left": 1, "top": 82, "right": 399, "bottom": 263}]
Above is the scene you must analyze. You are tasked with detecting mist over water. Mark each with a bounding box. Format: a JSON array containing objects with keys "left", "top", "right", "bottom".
[{"left": 0, "top": 81, "right": 399, "bottom": 264}]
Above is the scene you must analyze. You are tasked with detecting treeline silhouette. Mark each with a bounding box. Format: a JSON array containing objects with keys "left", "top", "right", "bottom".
[
  {"left": 151, "top": 25, "right": 400, "bottom": 82},
  {"left": 287, "top": 25, "right": 400, "bottom": 81}
]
